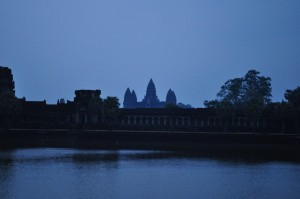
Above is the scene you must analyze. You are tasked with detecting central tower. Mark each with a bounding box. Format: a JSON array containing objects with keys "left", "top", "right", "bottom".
[
  {"left": 123, "top": 78, "right": 177, "bottom": 108},
  {"left": 142, "top": 79, "right": 160, "bottom": 108}
]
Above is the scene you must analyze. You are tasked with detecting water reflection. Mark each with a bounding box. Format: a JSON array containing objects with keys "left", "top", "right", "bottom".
[
  {"left": 2, "top": 148, "right": 299, "bottom": 165},
  {"left": 72, "top": 152, "right": 120, "bottom": 171},
  {"left": 0, "top": 150, "right": 14, "bottom": 199},
  {"left": 119, "top": 150, "right": 300, "bottom": 165},
  {"left": 71, "top": 152, "right": 120, "bottom": 199},
  {"left": 72, "top": 152, "right": 119, "bottom": 163},
  {"left": 0, "top": 148, "right": 300, "bottom": 199}
]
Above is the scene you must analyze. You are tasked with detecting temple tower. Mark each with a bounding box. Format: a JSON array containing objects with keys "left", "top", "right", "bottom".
[
  {"left": 142, "top": 79, "right": 160, "bottom": 108},
  {"left": 131, "top": 90, "right": 137, "bottom": 104},
  {"left": 123, "top": 78, "right": 178, "bottom": 108},
  {"left": 166, "top": 89, "right": 177, "bottom": 105},
  {"left": 123, "top": 88, "right": 137, "bottom": 108},
  {"left": 123, "top": 88, "right": 132, "bottom": 108}
]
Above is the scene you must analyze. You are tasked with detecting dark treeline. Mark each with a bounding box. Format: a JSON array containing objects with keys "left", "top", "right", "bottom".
[
  {"left": 0, "top": 66, "right": 121, "bottom": 129},
  {"left": 0, "top": 66, "right": 300, "bottom": 134},
  {"left": 204, "top": 70, "right": 300, "bottom": 133},
  {"left": 0, "top": 92, "right": 121, "bottom": 130}
]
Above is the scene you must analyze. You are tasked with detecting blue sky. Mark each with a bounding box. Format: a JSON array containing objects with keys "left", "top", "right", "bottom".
[{"left": 1, "top": 0, "right": 300, "bottom": 107}]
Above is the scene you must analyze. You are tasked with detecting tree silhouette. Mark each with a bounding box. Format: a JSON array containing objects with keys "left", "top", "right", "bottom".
[
  {"left": 0, "top": 91, "right": 22, "bottom": 128},
  {"left": 204, "top": 70, "right": 272, "bottom": 110},
  {"left": 217, "top": 78, "right": 243, "bottom": 108},
  {"left": 284, "top": 87, "right": 300, "bottom": 133},
  {"left": 285, "top": 87, "right": 300, "bottom": 109},
  {"left": 102, "top": 97, "right": 120, "bottom": 127},
  {"left": 204, "top": 70, "right": 272, "bottom": 132}
]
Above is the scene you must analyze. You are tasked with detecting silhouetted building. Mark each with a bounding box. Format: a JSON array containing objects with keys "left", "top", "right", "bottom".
[
  {"left": 0, "top": 66, "right": 15, "bottom": 95},
  {"left": 74, "top": 90, "right": 101, "bottom": 107},
  {"left": 141, "top": 79, "right": 161, "bottom": 108},
  {"left": 72, "top": 90, "right": 102, "bottom": 124},
  {"left": 123, "top": 79, "right": 177, "bottom": 108},
  {"left": 123, "top": 88, "right": 137, "bottom": 108},
  {"left": 1, "top": 66, "right": 297, "bottom": 134},
  {"left": 166, "top": 89, "right": 177, "bottom": 105}
]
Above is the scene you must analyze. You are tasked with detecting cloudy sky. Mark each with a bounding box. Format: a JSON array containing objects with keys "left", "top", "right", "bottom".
[{"left": 1, "top": 0, "right": 299, "bottom": 107}]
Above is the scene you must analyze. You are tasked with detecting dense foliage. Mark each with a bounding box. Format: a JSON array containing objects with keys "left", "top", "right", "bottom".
[
  {"left": 204, "top": 70, "right": 272, "bottom": 110},
  {"left": 284, "top": 86, "right": 300, "bottom": 110},
  {"left": 0, "top": 91, "right": 22, "bottom": 127},
  {"left": 102, "top": 96, "right": 120, "bottom": 125},
  {"left": 204, "top": 70, "right": 300, "bottom": 133}
]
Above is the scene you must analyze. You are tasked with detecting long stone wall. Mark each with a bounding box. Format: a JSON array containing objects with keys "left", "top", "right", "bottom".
[
  {"left": 120, "top": 115, "right": 267, "bottom": 128},
  {"left": 117, "top": 114, "right": 272, "bottom": 133},
  {"left": 2, "top": 101, "right": 298, "bottom": 133}
]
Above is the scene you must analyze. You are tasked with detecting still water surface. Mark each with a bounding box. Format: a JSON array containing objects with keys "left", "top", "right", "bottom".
[{"left": 1, "top": 148, "right": 300, "bottom": 199}]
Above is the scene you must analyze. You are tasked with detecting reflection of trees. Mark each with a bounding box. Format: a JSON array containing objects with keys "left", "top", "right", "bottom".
[
  {"left": 124, "top": 152, "right": 178, "bottom": 160},
  {"left": 72, "top": 153, "right": 119, "bottom": 164},
  {"left": 0, "top": 151, "right": 14, "bottom": 199},
  {"left": 122, "top": 150, "right": 300, "bottom": 163},
  {"left": 71, "top": 151, "right": 119, "bottom": 199}
]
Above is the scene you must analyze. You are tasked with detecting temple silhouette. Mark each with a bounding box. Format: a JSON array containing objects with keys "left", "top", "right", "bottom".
[
  {"left": 1, "top": 66, "right": 299, "bottom": 134},
  {"left": 123, "top": 79, "right": 177, "bottom": 108}
]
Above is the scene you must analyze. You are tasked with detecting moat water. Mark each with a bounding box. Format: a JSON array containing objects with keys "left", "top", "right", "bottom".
[{"left": 1, "top": 148, "right": 300, "bottom": 199}]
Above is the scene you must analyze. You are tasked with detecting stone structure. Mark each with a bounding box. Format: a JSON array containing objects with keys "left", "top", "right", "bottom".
[
  {"left": 0, "top": 66, "right": 15, "bottom": 95},
  {"left": 1, "top": 66, "right": 298, "bottom": 134},
  {"left": 74, "top": 90, "right": 101, "bottom": 107},
  {"left": 72, "top": 90, "right": 102, "bottom": 124},
  {"left": 123, "top": 88, "right": 137, "bottom": 109},
  {"left": 166, "top": 89, "right": 177, "bottom": 105},
  {"left": 123, "top": 79, "right": 177, "bottom": 108}
]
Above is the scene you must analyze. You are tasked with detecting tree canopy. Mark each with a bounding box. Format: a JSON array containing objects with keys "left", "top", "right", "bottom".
[
  {"left": 204, "top": 70, "right": 272, "bottom": 110},
  {"left": 0, "top": 91, "right": 21, "bottom": 115},
  {"left": 284, "top": 86, "right": 300, "bottom": 109},
  {"left": 102, "top": 96, "right": 120, "bottom": 125},
  {"left": 0, "top": 91, "right": 22, "bottom": 128}
]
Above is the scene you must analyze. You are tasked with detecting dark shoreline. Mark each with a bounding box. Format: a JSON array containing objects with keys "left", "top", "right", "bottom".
[
  {"left": 1, "top": 129, "right": 300, "bottom": 162},
  {"left": 0, "top": 129, "right": 299, "bottom": 150}
]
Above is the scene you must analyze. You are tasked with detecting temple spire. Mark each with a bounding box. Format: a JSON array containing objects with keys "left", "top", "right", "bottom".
[
  {"left": 166, "top": 89, "right": 177, "bottom": 105},
  {"left": 123, "top": 79, "right": 178, "bottom": 108},
  {"left": 142, "top": 79, "right": 159, "bottom": 108},
  {"left": 145, "top": 78, "right": 157, "bottom": 99},
  {"left": 131, "top": 90, "right": 137, "bottom": 103},
  {"left": 123, "top": 88, "right": 132, "bottom": 108}
]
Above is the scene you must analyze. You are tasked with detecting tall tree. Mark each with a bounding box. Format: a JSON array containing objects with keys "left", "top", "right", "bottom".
[
  {"left": 217, "top": 78, "right": 243, "bottom": 108},
  {"left": 204, "top": 70, "right": 272, "bottom": 132},
  {"left": 102, "top": 97, "right": 120, "bottom": 127},
  {"left": 0, "top": 91, "right": 22, "bottom": 128},
  {"left": 204, "top": 69, "right": 272, "bottom": 110},
  {"left": 242, "top": 70, "right": 272, "bottom": 107},
  {"left": 284, "top": 86, "right": 300, "bottom": 109},
  {"left": 242, "top": 70, "right": 272, "bottom": 131},
  {"left": 284, "top": 87, "right": 300, "bottom": 133}
]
